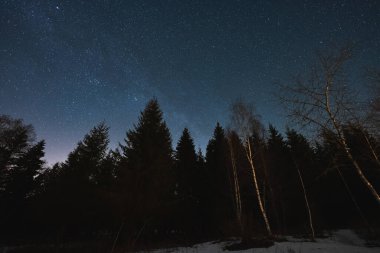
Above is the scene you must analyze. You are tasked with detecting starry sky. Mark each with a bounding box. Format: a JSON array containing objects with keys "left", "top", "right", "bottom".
[{"left": 1, "top": 0, "right": 379, "bottom": 165}]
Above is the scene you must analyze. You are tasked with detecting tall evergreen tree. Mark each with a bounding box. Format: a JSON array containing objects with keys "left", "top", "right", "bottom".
[
  {"left": 0, "top": 115, "right": 45, "bottom": 240},
  {"left": 64, "top": 122, "right": 110, "bottom": 185},
  {"left": 175, "top": 128, "right": 197, "bottom": 201},
  {"left": 0, "top": 115, "right": 45, "bottom": 199},
  {"left": 205, "top": 123, "right": 234, "bottom": 235},
  {"left": 266, "top": 125, "right": 290, "bottom": 234},
  {"left": 6, "top": 141, "right": 45, "bottom": 200},
  {"left": 119, "top": 99, "right": 174, "bottom": 238},
  {"left": 41, "top": 122, "right": 111, "bottom": 239},
  {"left": 0, "top": 115, "right": 36, "bottom": 185},
  {"left": 174, "top": 128, "right": 201, "bottom": 236}
]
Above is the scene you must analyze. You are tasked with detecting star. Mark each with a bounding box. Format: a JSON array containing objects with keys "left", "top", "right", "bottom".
[{"left": 0, "top": 0, "right": 379, "bottom": 164}]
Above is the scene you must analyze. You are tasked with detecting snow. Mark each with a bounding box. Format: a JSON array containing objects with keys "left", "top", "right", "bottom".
[{"left": 140, "top": 230, "right": 379, "bottom": 253}]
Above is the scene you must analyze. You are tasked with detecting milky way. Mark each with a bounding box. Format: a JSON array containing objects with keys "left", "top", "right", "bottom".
[{"left": 1, "top": 0, "right": 379, "bottom": 164}]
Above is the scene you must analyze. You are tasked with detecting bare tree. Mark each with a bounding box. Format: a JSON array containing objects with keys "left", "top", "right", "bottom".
[
  {"left": 230, "top": 101, "right": 272, "bottom": 236},
  {"left": 280, "top": 44, "right": 380, "bottom": 206}
]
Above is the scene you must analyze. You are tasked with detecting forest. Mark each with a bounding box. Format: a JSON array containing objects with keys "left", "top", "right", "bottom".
[{"left": 1, "top": 46, "right": 380, "bottom": 252}]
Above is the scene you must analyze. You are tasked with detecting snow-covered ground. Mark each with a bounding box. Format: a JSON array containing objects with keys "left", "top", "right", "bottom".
[{"left": 141, "top": 230, "right": 379, "bottom": 253}]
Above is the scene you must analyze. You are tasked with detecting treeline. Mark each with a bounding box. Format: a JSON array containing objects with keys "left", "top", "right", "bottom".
[{"left": 1, "top": 98, "right": 379, "bottom": 248}]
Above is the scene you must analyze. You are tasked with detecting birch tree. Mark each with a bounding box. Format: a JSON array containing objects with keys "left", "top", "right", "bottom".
[
  {"left": 280, "top": 45, "right": 380, "bottom": 206},
  {"left": 230, "top": 101, "right": 272, "bottom": 236}
]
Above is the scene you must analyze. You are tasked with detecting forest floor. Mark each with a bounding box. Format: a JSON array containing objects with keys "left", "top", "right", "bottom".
[
  {"left": 137, "top": 230, "right": 380, "bottom": 253},
  {"left": 1, "top": 229, "right": 379, "bottom": 253}
]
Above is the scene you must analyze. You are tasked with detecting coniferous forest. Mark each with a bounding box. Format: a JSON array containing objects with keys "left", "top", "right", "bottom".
[
  {"left": 2, "top": 0, "right": 380, "bottom": 251},
  {"left": 1, "top": 47, "right": 380, "bottom": 251}
]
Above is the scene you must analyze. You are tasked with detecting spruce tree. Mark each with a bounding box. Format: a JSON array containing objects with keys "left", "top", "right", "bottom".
[
  {"left": 64, "top": 122, "right": 110, "bottom": 185},
  {"left": 175, "top": 128, "right": 197, "bottom": 200},
  {"left": 7, "top": 141, "right": 45, "bottom": 200},
  {"left": 174, "top": 128, "right": 199, "bottom": 235},
  {"left": 0, "top": 115, "right": 45, "bottom": 240},
  {"left": 266, "top": 125, "right": 290, "bottom": 233},
  {"left": 45, "top": 122, "right": 111, "bottom": 237},
  {"left": 119, "top": 98, "right": 174, "bottom": 237},
  {"left": 205, "top": 123, "right": 234, "bottom": 235},
  {"left": 0, "top": 115, "right": 45, "bottom": 201}
]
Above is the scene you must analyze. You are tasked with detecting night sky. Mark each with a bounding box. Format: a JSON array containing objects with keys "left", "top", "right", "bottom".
[{"left": 1, "top": 0, "right": 379, "bottom": 165}]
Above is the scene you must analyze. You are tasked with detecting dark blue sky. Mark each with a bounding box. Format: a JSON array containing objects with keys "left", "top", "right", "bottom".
[{"left": 1, "top": 0, "right": 379, "bottom": 164}]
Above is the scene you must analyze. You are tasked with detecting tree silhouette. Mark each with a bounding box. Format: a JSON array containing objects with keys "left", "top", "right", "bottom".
[
  {"left": 39, "top": 122, "right": 112, "bottom": 239},
  {"left": 205, "top": 123, "right": 234, "bottom": 236},
  {"left": 64, "top": 122, "right": 110, "bottom": 185},
  {"left": 119, "top": 98, "right": 174, "bottom": 240},
  {"left": 174, "top": 128, "right": 202, "bottom": 236},
  {"left": 0, "top": 115, "right": 45, "bottom": 240},
  {"left": 285, "top": 129, "right": 315, "bottom": 239}
]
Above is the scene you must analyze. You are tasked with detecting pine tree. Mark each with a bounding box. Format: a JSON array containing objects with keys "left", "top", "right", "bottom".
[
  {"left": 43, "top": 122, "right": 111, "bottom": 238},
  {"left": 0, "top": 115, "right": 45, "bottom": 239},
  {"left": 205, "top": 123, "right": 234, "bottom": 235},
  {"left": 0, "top": 115, "right": 45, "bottom": 201},
  {"left": 174, "top": 128, "right": 200, "bottom": 235},
  {"left": 119, "top": 98, "right": 174, "bottom": 238},
  {"left": 6, "top": 141, "right": 45, "bottom": 200},
  {"left": 175, "top": 128, "right": 197, "bottom": 201},
  {"left": 266, "top": 125, "right": 290, "bottom": 233},
  {"left": 64, "top": 122, "right": 110, "bottom": 185},
  {"left": 0, "top": 115, "right": 35, "bottom": 184}
]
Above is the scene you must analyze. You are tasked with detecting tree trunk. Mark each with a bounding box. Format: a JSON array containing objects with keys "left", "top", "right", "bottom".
[
  {"left": 296, "top": 168, "right": 315, "bottom": 240},
  {"left": 228, "top": 138, "right": 242, "bottom": 231},
  {"left": 341, "top": 137, "right": 380, "bottom": 206},
  {"left": 245, "top": 138, "right": 272, "bottom": 236},
  {"left": 260, "top": 151, "right": 282, "bottom": 234},
  {"left": 335, "top": 166, "right": 373, "bottom": 233},
  {"left": 325, "top": 81, "right": 380, "bottom": 206},
  {"left": 360, "top": 129, "right": 380, "bottom": 169}
]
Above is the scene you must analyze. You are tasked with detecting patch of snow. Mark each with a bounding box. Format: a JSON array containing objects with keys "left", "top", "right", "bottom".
[
  {"left": 328, "top": 229, "right": 366, "bottom": 246},
  {"left": 141, "top": 230, "right": 379, "bottom": 253}
]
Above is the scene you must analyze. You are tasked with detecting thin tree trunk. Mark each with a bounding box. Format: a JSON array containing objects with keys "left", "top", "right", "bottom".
[
  {"left": 296, "top": 168, "right": 315, "bottom": 240},
  {"left": 335, "top": 166, "right": 373, "bottom": 232},
  {"left": 245, "top": 138, "right": 272, "bottom": 236},
  {"left": 110, "top": 219, "right": 125, "bottom": 253},
  {"left": 325, "top": 81, "right": 380, "bottom": 206},
  {"left": 360, "top": 129, "right": 380, "bottom": 169},
  {"left": 260, "top": 150, "right": 282, "bottom": 234},
  {"left": 228, "top": 138, "right": 242, "bottom": 230},
  {"left": 341, "top": 138, "right": 380, "bottom": 206}
]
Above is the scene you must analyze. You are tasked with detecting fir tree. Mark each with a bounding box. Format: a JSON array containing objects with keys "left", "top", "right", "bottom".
[
  {"left": 0, "top": 115, "right": 45, "bottom": 239},
  {"left": 266, "top": 125, "right": 289, "bottom": 233},
  {"left": 43, "top": 122, "right": 111, "bottom": 238},
  {"left": 119, "top": 98, "right": 174, "bottom": 237},
  {"left": 7, "top": 141, "right": 45, "bottom": 200},
  {"left": 174, "top": 128, "right": 200, "bottom": 235},
  {"left": 175, "top": 128, "right": 197, "bottom": 199},
  {"left": 64, "top": 122, "right": 110, "bottom": 185},
  {"left": 205, "top": 123, "right": 234, "bottom": 235}
]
